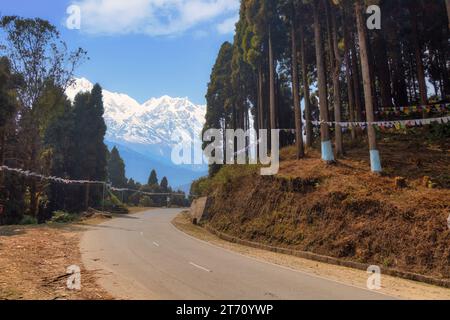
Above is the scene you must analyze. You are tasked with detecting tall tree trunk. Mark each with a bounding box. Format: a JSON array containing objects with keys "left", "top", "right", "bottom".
[
  {"left": 439, "top": 44, "right": 450, "bottom": 98},
  {"left": 258, "top": 67, "right": 264, "bottom": 131},
  {"left": 290, "top": 9, "right": 304, "bottom": 159},
  {"left": 343, "top": 7, "right": 357, "bottom": 141},
  {"left": 386, "top": 10, "right": 408, "bottom": 106},
  {"left": 299, "top": 21, "right": 313, "bottom": 148},
  {"left": 409, "top": 3, "right": 428, "bottom": 105},
  {"left": 326, "top": 1, "right": 343, "bottom": 157},
  {"left": 0, "top": 127, "right": 5, "bottom": 166},
  {"left": 222, "top": 118, "right": 227, "bottom": 162},
  {"left": 84, "top": 183, "right": 90, "bottom": 210},
  {"left": 409, "top": 52, "right": 419, "bottom": 102},
  {"left": 268, "top": 29, "right": 277, "bottom": 133},
  {"left": 29, "top": 130, "right": 40, "bottom": 217},
  {"left": 254, "top": 75, "right": 259, "bottom": 156},
  {"left": 313, "top": 0, "right": 334, "bottom": 162},
  {"left": 355, "top": 0, "right": 382, "bottom": 173},
  {"left": 366, "top": 24, "right": 379, "bottom": 114},
  {"left": 446, "top": 0, "right": 450, "bottom": 30},
  {"left": 373, "top": 30, "right": 392, "bottom": 108},
  {"left": 0, "top": 127, "right": 5, "bottom": 197},
  {"left": 349, "top": 26, "right": 363, "bottom": 122},
  {"left": 232, "top": 105, "right": 237, "bottom": 159}
]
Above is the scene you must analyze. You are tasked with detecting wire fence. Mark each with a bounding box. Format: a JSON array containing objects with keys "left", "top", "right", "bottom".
[{"left": 0, "top": 165, "right": 187, "bottom": 214}]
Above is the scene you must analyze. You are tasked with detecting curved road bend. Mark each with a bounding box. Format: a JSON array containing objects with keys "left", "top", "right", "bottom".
[{"left": 80, "top": 208, "right": 393, "bottom": 300}]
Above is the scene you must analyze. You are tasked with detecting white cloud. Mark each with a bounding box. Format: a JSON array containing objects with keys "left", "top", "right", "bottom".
[
  {"left": 192, "top": 29, "right": 209, "bottom": 38},
  {"left": 216, "top": 15, "right": 238, "bottom": 34},
  {"left": 72, "top": 0, "right": 239, "bottom": 36}
]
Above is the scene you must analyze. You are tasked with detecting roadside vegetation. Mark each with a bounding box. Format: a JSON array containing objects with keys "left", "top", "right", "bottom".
[
  {"left": 0, "top": 17, "right": 188, "bottom": 226},
  {"left": 191, "top": 131, "right": 450, "bottom": 280},
  {"left": 192, "top": 0, "right": 450, "bottom": 282},
  {"left": 172, "top": 211, "right": 450, "bottom": 299}
]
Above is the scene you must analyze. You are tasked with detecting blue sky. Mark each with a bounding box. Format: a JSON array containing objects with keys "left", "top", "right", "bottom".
[{"left": 0, "top": 0, "right": 239, "bottom": 104}]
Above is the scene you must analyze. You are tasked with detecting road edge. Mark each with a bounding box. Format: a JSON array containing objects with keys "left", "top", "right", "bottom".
[
  {"left": 204, "top": 225, "right": 450, "bottom": 289},
  {"left": 171, "top": 212, "right": 450, "bottom": 300}
]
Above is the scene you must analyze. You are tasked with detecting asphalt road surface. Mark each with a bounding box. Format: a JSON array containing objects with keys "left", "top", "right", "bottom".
[{"left": 80, "top": 208, "right": 392, "bottom": 300}]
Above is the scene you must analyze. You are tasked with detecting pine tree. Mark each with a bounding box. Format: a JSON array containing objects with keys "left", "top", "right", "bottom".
[
  {"left": 0, "top": 57, "right": 25, "bottom": 225},
  {"left": 203, "top": 41, "right": 233, "bottom": 175},
  {"left": 355, "top": 0, "right": 381, "bottom": 173},
  {"left": 446, "top": 0, "right": 450, "bottom": 30},
  {"left": 203, "top": 0, "right": 449, "bottom": 174},
  {"left": 0, "top": 16, "right": 86, "bottom": 217},
  {"left": 72, "top": 84, "right": 108, "bottom": 210},
  {"left": 325, "top": 0, "right": 343, "bottom": 157},
  {"left": 312, "top": 0, "right": 334, "bottom": 162},
  {"left": 127, "top": 178, "right": 137, "bottom": 190},
  {"left": 0, "top": 57, "right": 21, "bottom": 166},
  {"left": 44, "top": 95, "right": 77, "bottom": 214},
  {"left": 283, "top": 0, "right": 305, "bottom": 159},
  {"left": 160, "top": 177, "right": 169, "bottom": 192},
  {"left": 246, "top": 0, "right": 279, "bottom": 132},
  {"left": 298, "top": 4, "right": 314, "bottom": 148},
  {"left": 148, "top": 169, "right": 158, "bottom": 186},
  {"left": 90, "top": 84, "right": 108, "bottom": 183},
  {"left": 108, "top": 146, "right": 127, "bottom": 188}
]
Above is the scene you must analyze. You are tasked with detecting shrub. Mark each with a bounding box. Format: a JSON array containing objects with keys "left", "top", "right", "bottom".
[
  {"left": 50, "top": 211, "right": 78, "bottom": 223},
  {"left": 139, "top": 196, "right": 154, "bottom": 207},
  {"left": 19, "top": 215, "right": 37, "bottom": 225}
]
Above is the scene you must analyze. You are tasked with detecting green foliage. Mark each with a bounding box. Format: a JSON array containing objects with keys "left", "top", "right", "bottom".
[
  {"left": 139, "top": 196, "right": 154, "bottom": 207},
  {"left": 0, "top": 57, "right": 24, "bottom": 225},
  {"left": 108, "top": 146, "right": 127, "bottom": 188},
  {"left": 19, "top": 215, "right": 38, "bottom": 225},
  {"left": 190, "top": 165, "right": 259, "bottom": 198},
  {"left": 73, "top": 84, "right": 108, "bottom": 182},
  {"left": 101, "top": 191, "right": 128, "bottom": 213},
  {"left": 109, "top": 192, "right": 122, "bottom": 207},
  {"left": 190, "top": 176, "right": 210, "bottom": 198},
  {"left": 428, "top": 123, "right": 450, "bottom": 140},
  {"left": 203, "top": 41, "right": 234, "bottom": 175},
  {"left": 70, "top": 84, "right": 108, "bottom": 209},
  {"left": 0, "top": 15, "right": 87, "bottom": 109},
  {"left": 42, "top": 83, "right": 109, "bottom": 214},
  {"left": 147, "top": 169, "right": 158, "bottom": 186},
  {"left": 0, "top": 16, "right": 87, "bottom": 224},
  {"left": 0, "top": 57, "right": 21, "bottom": 127},
  {"left": 160, "top": 176, "right": 169, "bottom": 192},
  {"left": 50, "top": 211, "right": 78, "bottom": 223}
]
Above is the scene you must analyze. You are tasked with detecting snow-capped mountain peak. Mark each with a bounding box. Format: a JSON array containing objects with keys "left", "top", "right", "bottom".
[{"left": 66, "top": 77, "right": 206, "bottom": 157}]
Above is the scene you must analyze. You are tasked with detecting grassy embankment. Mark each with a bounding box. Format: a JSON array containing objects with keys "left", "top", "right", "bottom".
[{"left": 191, "top": 131, "right": 450, "bottom": 280}]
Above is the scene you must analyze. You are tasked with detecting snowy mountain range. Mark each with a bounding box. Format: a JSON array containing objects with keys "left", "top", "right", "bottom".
[{"left": 66, "top": 78, "right": 207, "bottom": 190}]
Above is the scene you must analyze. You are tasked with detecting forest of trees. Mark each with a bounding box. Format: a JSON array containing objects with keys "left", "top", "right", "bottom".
[
  {"left": 0, "top": 16, "right": 187, "bottom": 225},
  {"left": 203, "top": 0, "right": 450, "bottom": 176},
  {"left": 113, "top": 165, "right": 189, "bottom": 208}
]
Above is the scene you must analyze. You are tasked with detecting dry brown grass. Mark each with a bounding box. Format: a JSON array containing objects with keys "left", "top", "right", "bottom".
[
  {"left": 173, "top": 212, "right": 450, "bottom": 300},
  {"left": 0, "top": 222, "right": 113, "bottom": 300},
  {"left": 205, "top": 133, "right": 450, "bottom": 280}
]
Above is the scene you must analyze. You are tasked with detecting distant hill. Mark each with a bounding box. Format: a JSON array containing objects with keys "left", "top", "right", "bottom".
[{"left": 105, "top": 141, "right": 205, "bottom": 191}]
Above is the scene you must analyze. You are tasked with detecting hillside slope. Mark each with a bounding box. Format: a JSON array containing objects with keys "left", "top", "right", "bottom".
[{"left": 196, "top": 132, "right": 450, "bottom": 280}]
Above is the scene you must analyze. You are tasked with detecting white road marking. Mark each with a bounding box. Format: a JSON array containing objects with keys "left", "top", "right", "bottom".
[
  {"left": 170, "top": 223, "right": 395, "bottom": 299},
  {"left": 189, "top": 262, "right": 211, "bottom": 273},
  {"left": 153, "top": 242, "right": 160, "bottom": 247}
]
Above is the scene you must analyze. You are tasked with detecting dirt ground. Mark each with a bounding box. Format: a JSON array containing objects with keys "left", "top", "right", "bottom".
[
  {"left": 0, "top": 223, "right": 112, "bottom": 300},
  {"left": 0, "top": 207, "right": 151, "bottom": 300},
  {"left": 173, "top": 211, "right": 450, "bottom": 300}
]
